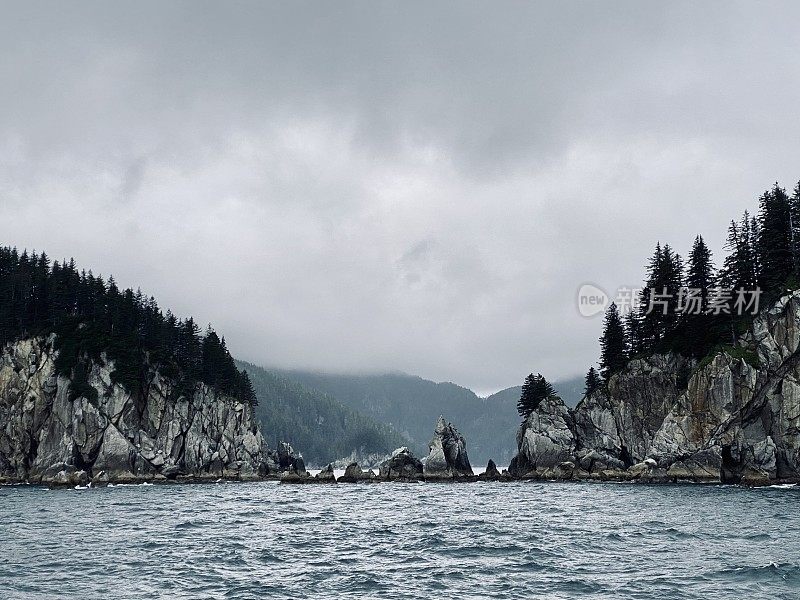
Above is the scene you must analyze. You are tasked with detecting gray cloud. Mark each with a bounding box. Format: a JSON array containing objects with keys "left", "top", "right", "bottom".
[{"left": 2, "top": 1, "right": 800, "bottom": 394}]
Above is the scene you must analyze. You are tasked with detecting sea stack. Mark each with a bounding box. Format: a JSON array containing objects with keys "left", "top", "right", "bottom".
[
  {"left": 379, "top": 447, "right": 424, "bottom": 481},
  {"left": 423, "top": 415, "right": 473, "bottom": 480}
]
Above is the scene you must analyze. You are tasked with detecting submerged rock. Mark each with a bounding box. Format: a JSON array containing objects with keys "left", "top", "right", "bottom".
[
  {"left": 338, "top": 462, "right": 376, "bottom": 483},
  {"left": 423, "top": 415, "right": 473, "bottom": 479},
  {"left": 379, "top": 447, "right": 423, "bottom": 481}
]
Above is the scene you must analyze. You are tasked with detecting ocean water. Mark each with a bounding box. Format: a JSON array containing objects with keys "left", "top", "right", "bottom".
[{"left": 1, "top": 481, "right": 798, "bottom": 599}]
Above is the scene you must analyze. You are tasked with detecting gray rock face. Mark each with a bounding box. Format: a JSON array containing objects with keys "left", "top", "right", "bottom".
[
  {"left": 572, "top": 390, "right": 626, "bottom": 471},
  {"left": 480, "top": 459, "right": 502, "bottom": 480},
  {"left": 510, "top": 291, "right": 800, "bottom": 485},
  {"left": 509, "top": 395, "right": 575, "bottom": 477},
  {"left": 609, "top": 354, "right": 693, "bottom": 464},
  {"left": 315, "top": 463, "right": 337, "bottom": 483},
  {"left": 379, "top": 446, "right": 423, "bottom": 480},
  {"left": 0, "top": 337, "right": 275, "bottom": 485},
  {"left": 423, "top": 415, "right": 473, "bottom": 479}
]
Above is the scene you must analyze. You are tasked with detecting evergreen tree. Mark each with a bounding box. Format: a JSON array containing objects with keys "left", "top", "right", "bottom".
[
  {"left": 517, "top": 373, "right": 555, "bottom": 418},
  {"left": 0, "top": 245, "right": 257, "bottom": 406},
  {"left": 625, "top": 312, "right": 644, "bottom": 356},
  {"left": 719, "top": 212, "right": 759, "bottom": 292},
  {"left": 584, "top": 367, "right": 601, "bottom": 397},
  {"left": 683, "top": 235, "right": 715, "bottom": 356},
  {"left": 791, "top": 181, "right": 800, "bottom": 277},
  {"left": 757, "top": 184, "right": 794, "bottom": 295},
  {"left": 599, "top": 303, "right": 627, "bottom": 383},
  {"left": 686, "top": 235, "right": 714, "bottom": 311},
  {"left": 637, "top": 243, "right": 684, "bottom": 349}
]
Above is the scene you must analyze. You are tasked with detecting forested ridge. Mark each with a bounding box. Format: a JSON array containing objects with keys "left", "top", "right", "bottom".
[
  {"left": 517, "top": 180, "right": 800, "bottom": 417},
  {"left": 238, "top": 361, "right": 406, "bottom": 466},
  {"left": 593, "top": 180, "right": 800, "bottom": 390},
  {"left": 0, "top": 246, "right": 256, "bottom": 405}
]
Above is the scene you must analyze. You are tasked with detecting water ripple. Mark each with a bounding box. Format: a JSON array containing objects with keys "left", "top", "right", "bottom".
[{"left": 0, "top": 482, "right": 798, "bottom": 599}]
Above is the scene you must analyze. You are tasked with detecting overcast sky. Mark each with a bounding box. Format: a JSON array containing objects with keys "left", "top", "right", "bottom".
[{"left": 2, "top": 2, "right": 800, "bottom": 394}]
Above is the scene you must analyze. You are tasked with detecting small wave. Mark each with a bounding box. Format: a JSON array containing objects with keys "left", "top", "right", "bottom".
[
  {"left": 709, "top": 562, "right": 800, "bottom": 583},
  {"left": 741, "top": 533, "right": 772, "bottom": 541},
  {"left": 175, "top": 520, "right": 205, "bottom": 530}
]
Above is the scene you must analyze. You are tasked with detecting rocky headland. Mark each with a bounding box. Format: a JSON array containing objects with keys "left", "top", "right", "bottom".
[
  {"left": 5, "top": 290, "right": 800, "bottom": 488},
  {"left": 508, "top": 291, "right": 800, "bottom": 486},
  {"left": 0, "top": 336, "right": 279, "bottom": 486}
]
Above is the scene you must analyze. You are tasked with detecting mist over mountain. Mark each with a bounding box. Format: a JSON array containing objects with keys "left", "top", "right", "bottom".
[
  {"left": 238, "top": 361, "right": 405, "bottom": 467},
  {"left": 275, "top": 370, "right": 586, "bottom": 466}
]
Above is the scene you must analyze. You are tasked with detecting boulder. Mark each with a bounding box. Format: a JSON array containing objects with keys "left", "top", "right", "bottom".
[
  {"left": 379, "top": 447, "right": 423, "bottom": 481},
  {"left": 315, "top": 464, "right": 337, "bottom": 483},
  {"left": 338, "top": 462, "right": 376, "bottom": 483},
  {"left": 92, "top": 470, "right": 110, "bottom": 486},
  {"left": 44, "top": 464, "right": 89, "bottom": 488},
  {"left": 478, "top": 459, "right": 504, "bottom": 481},
  {"left": 552, "top": 461, "right": 576, "bottom": 480},
  {"left": 740, "top": 466, "right": 772, "bottom": 486},
  {"left": 276, "top": 442, "right": 300, "bottom": 471},
  {"left": 423, "top": 416, "right": 473, "bottom": 479}
]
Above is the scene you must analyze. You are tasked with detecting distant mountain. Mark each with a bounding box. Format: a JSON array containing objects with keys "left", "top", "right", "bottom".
[
  {"left": 237, "top": 361, "right": 405, "bottom": 467},
  {"left": 275, "top": 370, "right": 587, "bottom": 467},
  {"left": 553, "top": 375, "right": 586, "bottom": 409}
]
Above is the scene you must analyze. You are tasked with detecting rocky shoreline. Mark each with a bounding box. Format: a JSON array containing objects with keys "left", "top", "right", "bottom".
[
  {"left": 5, "top": 290, "right": 800, "bottom": 490},
  {"left": 506, "top": 291, "right": 800, "bottom": 487}
]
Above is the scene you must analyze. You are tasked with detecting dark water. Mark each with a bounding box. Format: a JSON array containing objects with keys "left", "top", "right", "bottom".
[{"left": 1, "top": 481, "right": 798, "bottom": 599}]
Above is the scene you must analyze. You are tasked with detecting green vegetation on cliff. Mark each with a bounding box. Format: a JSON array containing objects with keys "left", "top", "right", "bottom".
[
  {"left": 0, "top": 246, "right": 255, "bottom": 405},
  {"left": 594, "top": 179, "right": 800, "bottom": 384}
]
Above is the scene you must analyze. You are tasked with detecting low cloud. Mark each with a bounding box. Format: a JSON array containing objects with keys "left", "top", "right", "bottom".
[{"left": 2, "top": 2, "right": 800, "bottom": 393}]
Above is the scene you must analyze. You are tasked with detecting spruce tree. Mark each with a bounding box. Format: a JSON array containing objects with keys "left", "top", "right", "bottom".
[
  {"left": 584, "top": 367, "right": 601, "bottom": 397},
  {"left": 757, "top": 184, "right": 794, "bottom": 295},
  {"left": 686, "top": 235, "right": 714, "bottom": 311},
  {"left": 517, "top": 373, "right": 556, "bottom": 418},
  {"left": 719, "top": 212, "right": 758, "bottom": 292},
  {"left": 599, "top": 303, "right": 627, "bottom": 383},
  {"left": 625, "top": 312, "right": 644, "bottom": 356},
  {"left": 684, "top": 235, "right": 715, "bottom": 356}
]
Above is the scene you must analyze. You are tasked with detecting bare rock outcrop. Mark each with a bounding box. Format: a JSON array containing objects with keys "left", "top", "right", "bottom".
[
  {"left": 379, "top": 446, "right": 423, "bottom": 481},
  {"left": 508, "top": 395, "right": 575, "bottom": 477},
  {"left": 423, "top": 415, "right": 473, "bottom": 479},
  {"left": 337, "top": 461, "right": 376, "bottom": 483}
]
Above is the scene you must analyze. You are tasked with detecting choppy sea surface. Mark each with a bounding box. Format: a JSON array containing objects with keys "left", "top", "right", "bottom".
[{"left": 1, "top": 479, "right": 798, "bottom": 599}]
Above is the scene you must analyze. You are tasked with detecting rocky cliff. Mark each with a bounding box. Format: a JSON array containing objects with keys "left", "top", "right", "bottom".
[
  {"left": 0, "top": 337, "right": 276, "bottom": 485},
  {"left": 510, "top": 291, "right": 800, "bottom": 485}
]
